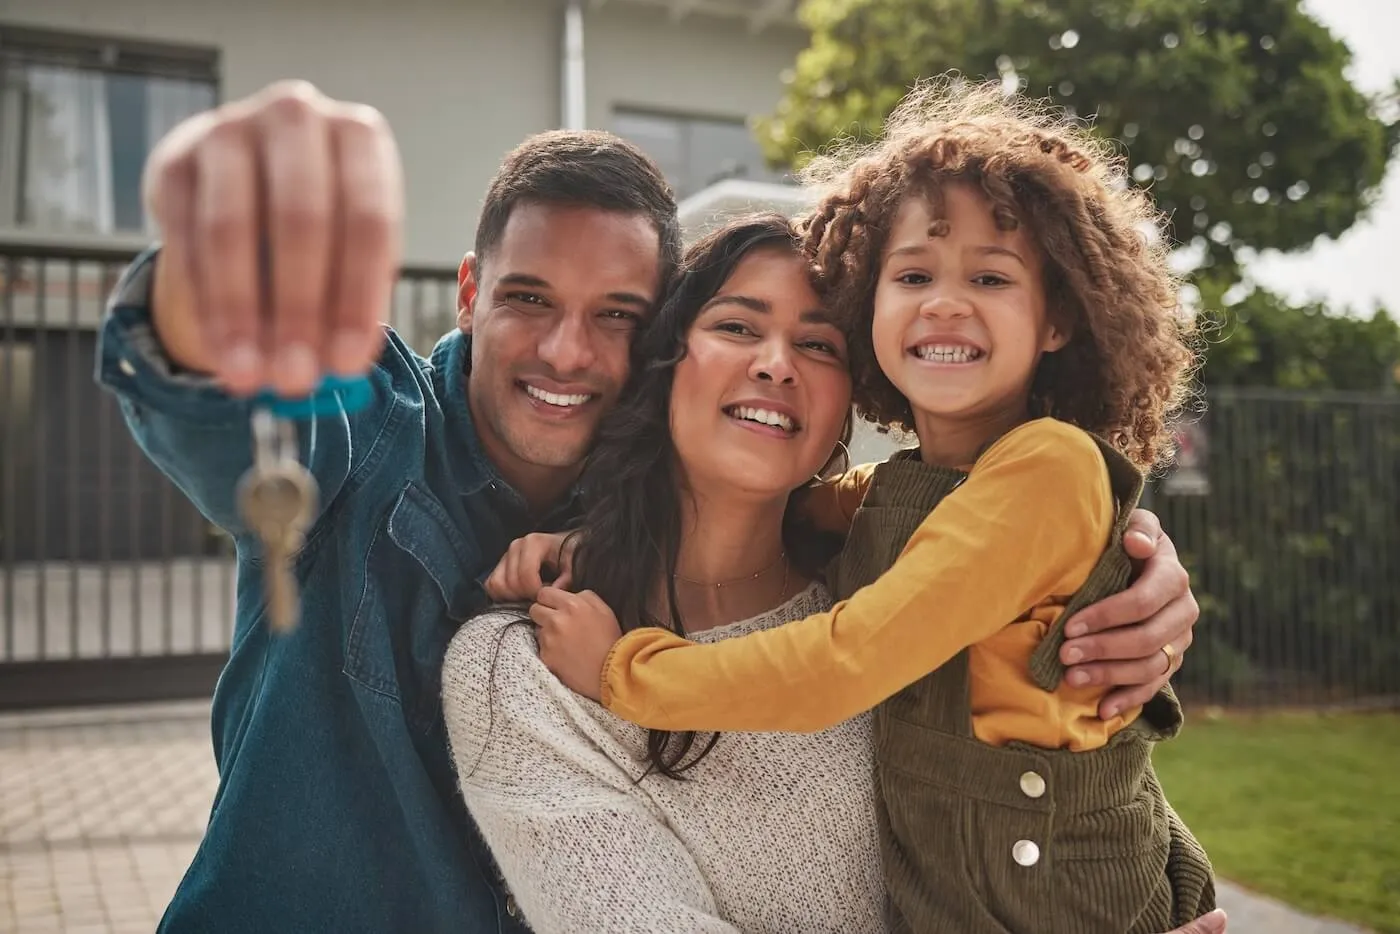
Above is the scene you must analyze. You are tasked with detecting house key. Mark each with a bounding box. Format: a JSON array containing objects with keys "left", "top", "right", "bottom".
[{"left": 237, "top": 408, "right": 319, "bottom": 633}]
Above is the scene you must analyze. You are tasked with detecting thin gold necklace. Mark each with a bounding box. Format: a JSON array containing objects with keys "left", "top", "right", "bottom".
[{"left": 674, "top": 551, "right": 789, "bottom": 590}]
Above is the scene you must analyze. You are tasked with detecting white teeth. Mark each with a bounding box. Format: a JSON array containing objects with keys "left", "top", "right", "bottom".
[
  {"left": 914, "top": 343, "right": 982, "bottom": 363},
  {"left": 525, "top": 384, "right": 592, "bottom": 407},
  {"left": 730, "top": 406, "right": 795, "bottom": 432}
]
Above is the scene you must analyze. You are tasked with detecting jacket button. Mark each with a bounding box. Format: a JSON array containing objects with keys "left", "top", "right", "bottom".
[
  {"left": 1019, "top": 770, "right": 1046, "bottom": 798},
  {"left": 506, "top": 895, "right": 519, "bottom": 917},
  {"left": 1012, "top": 839, "right": 1041, "bottom": 867}
]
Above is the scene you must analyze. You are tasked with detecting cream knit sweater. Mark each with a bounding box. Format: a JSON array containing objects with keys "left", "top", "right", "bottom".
[{"left": 442, "top": 582, "right": 889, "bottom": 934}]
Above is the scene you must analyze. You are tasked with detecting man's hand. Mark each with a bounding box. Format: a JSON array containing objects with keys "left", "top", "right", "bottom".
[
  {"left": 143, "top": 80, "right": 404, "bottom": 398},
  {"left": 1061, "top": 508, "right": 1200, "bottom": 719},
  {"left": 532, "top": 587, "right": 621, "bottom": 702}
]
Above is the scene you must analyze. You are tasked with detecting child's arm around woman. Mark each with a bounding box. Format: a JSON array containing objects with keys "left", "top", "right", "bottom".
[{"left": 545, "top": 417, "right": 1116, "bottom": 732}]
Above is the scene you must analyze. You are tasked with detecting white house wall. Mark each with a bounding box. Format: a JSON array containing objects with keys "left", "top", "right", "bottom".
[{"left": 3, "top": 0, "right": 803, "bottom": 268}]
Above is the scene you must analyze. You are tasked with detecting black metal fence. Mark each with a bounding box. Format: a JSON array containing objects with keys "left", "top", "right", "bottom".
[
  {"left": 1, "top": 238, "right": 1397, "bottom": 711},
  {"left": 0, "top": 239, "right": 458, "bottom": 708},
  {"left": 1151, "top": 387, "right": 1400, "bottom": 709}
]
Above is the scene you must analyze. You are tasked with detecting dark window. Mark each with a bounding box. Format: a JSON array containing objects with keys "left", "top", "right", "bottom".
[{"left": 0, "top": 26, "right": 219, "bottom": 234}]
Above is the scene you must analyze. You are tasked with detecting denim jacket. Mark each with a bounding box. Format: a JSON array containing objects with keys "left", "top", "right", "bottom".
[{"left": 96, "top": 250, "right": 566, "bottom": 933}]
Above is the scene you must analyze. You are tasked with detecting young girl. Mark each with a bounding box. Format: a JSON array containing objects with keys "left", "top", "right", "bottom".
[{"left": 526, "top": 80, "right": 1215, "bottom": 932}]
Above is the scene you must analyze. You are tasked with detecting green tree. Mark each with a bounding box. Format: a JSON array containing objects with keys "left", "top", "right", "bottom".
[
  {"left": 1195, "top": 281, "right": 1400, "bottom": 391},
  {"left": 762, "top": 0, "right": 1399, "bottom": 269}
]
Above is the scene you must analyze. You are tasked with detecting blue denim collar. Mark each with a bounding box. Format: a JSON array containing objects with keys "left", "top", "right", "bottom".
[{"left": 430, "top": 329, "right": 582, "bottom": 523}]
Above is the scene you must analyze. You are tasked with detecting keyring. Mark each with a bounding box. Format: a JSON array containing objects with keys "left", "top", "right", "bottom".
[{"left": 254, "top": 374, "right": 373, "bottom": 419}]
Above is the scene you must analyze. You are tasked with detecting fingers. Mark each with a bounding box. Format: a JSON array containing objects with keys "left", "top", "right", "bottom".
[
  {"left": 1123, "top": 507, "right": 1162, "bottom": 561},
  {"left": 552, "top": 531, "right": 582, "bottom": 592},
  {"left": 192, "top": 113, "right": 262, "bottom": 395},
  {"left": 533, "top": 587, "right": 605, "bottom": 619},
  {"left": 141, "top": 80, "right": 400, "bottom": 395},
  {"left": 517, "top": 557, "right": 545, "bottom": 600},
  {"left": 1064, "top": 537, "right": 1191, "bottom": 638},
  {"left": 260, "top": 88, "right": 334, "bottom": 397},
  {"left": 1166, "top": 908, "right": 1228, "bottom": 934},
  {"left": 144, "top": 125, "right": 205, "bottom": 372},
  {"left": 1097, "top": 680, "right": 1163, "bottom": 721},
  {"left": 1069, "top": 631, "right": 1188, "bottom": 719},
  {"left": 528, "top": 600, "right": 560, "bottom": 629},
  {"left": 534, "top": 586, "right": 572, "bottom": 610},
  {"left": 1063, "top": 591, "right": 1195, "bottom": 666},
  {"left": 491, "top": 534, "right": 575, "bottom": 602},
  {"left": 326, "top": 103, "right": 401, "bottom": 375}
]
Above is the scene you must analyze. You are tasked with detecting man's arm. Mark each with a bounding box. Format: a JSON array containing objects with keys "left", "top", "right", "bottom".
[
  {"left": 442, "top": 619, "right": 741, "bottom": 934},
  {"left": 800, "top": 456, "right": 1200, "bottom": 720},
  {"left": 99, "top": 81, "right": 409, "bottom": 541},
  {"left": 1060, "top": 509, "right": 1200, "bottom": 718}
]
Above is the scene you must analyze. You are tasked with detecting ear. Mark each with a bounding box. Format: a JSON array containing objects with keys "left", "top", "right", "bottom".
[
  {"left": 456, "top": 253, "right": 479, "bottom": 333},
  {"left": 1042, "top": 313, "right": 1073, "bottom": 353}
]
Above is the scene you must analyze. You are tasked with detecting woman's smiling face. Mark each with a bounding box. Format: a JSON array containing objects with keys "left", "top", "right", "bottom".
[{"left": 670, "top": 246, "right": 853, "bottom": 500}]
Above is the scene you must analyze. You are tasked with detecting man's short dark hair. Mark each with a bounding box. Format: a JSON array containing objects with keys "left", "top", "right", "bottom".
[{"left": 475, "top": 130, "right": 682, "bottom": 286}]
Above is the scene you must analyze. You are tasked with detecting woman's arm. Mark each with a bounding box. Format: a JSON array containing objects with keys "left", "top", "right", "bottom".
[
  {"left": 594, "top": 419, "right": 1115, "bottom": 733},
  {"left": 443, "top": 617, "right": 740, "bottom": 934}
]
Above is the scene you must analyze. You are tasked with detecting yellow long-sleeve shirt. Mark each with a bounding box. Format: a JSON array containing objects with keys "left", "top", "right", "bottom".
[{"left": 601, "top": 418, "right": 1140, "bottom": 751}]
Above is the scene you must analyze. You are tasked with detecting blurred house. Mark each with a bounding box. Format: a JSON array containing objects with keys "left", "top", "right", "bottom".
[{"left": 0, "top": 0, "right": 853, "bottom": 565}]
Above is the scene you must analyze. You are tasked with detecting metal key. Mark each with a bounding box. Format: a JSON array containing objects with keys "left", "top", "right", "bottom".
[{"left": 237, "top": 408, "right": 319, "bottom": 634}]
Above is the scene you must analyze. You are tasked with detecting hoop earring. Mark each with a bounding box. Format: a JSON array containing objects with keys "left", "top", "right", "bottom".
[{"left": 812, "top": 439, "right": 852, "bottom": 484}]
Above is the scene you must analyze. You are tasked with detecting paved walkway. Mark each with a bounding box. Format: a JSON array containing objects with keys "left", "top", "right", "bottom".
[
  {"left": 0, "top": 700, "right": 1372, "bottom": 933},
  {"left": 0, "top": 702, "right": 216, "bottom": 933}
]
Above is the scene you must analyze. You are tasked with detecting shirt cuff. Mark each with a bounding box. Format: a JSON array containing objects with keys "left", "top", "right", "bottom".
[{"left": 94, "top": 247, "right": 253, "bottom": 426}]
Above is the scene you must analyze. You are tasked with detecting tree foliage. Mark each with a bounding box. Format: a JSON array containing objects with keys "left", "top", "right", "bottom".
[
  {"left": 1196, "top": 281, "right": 1400, "bottom": 391},
  {"left": 761, "top": 0, "right": 1400, "bottom": 267}
]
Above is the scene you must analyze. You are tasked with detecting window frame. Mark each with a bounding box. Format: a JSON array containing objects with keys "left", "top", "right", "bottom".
[
  {"left": 611, "top": 103, "right": 787, "bottom": 200},
  {"left": 0, "top": 24, "right": 221, "bottom": 239}
]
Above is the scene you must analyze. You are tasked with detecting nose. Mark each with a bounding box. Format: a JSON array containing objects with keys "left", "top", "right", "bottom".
[
  {"left": 535, "top": 312, "right": 597, "bottom": 376},
  {"left": 750, "top": 336, "right": 797, "bottom": 385},
  {"left": 919, "top": 292, "right": 974, "bottom": 320}
]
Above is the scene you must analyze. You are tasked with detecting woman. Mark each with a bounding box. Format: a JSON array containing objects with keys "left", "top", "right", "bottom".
[
  {"left": 443, "top": 215, "right": 881, "bottom": 933},
  {"left": 440, "top": 216, "right": 1223, "bottom": 934}
]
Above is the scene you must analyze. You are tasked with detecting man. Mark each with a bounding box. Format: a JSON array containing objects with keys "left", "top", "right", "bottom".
[{"left": 98, "top": 81, "right": 1211, "bottom": 933}]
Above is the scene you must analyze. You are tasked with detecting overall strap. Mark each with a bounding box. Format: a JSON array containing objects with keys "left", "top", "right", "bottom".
[{"left": 1028, "top": 434, "right": 1145, "bottom": 692}]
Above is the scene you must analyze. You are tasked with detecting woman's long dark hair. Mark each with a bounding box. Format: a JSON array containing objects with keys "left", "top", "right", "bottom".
[{"left": 570, "top": 213, "right": 849, "bottom": 780}]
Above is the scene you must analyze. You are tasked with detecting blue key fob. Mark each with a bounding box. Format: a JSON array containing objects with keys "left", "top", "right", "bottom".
[{"left": 254, "top": 374, "right": 373, "bottom": 419}]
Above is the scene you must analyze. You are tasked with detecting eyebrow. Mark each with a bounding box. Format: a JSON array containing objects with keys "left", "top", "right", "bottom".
[
  {"left": 884, "top": 243, "right": 1028, "bottom": 268},
  {"left": 701, "top": 294, "right": 837, "bottom": 325},
  {"left": 497, "top": 273, "right": 653, "bottom": 308}
]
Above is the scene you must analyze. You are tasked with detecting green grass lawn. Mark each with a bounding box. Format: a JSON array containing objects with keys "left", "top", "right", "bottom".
[{"left": 1154, "top": 710, "right": 1400, "bottom": 933}]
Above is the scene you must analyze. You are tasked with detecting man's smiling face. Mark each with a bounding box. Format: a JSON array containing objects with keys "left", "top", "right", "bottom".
[{"left": 459, "top": 201, "right": 662, "bottom": 500}]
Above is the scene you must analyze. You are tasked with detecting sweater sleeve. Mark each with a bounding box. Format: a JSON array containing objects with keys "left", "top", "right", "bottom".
[
  {"left": 601, "top": 419, "right": 1115, "bottom": 733},
  {"left": 442, "top": 615, "right": 740, "bottom": 934}
]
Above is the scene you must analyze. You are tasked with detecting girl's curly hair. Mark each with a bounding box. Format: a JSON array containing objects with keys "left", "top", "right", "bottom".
[{"left": 799, "top": 77, "right": 1198, "bottom": 469}]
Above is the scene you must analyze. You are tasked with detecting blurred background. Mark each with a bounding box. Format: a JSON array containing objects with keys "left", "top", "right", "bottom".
[{"left": 0, "top": 0, "right": 1396, "bottom": 931}]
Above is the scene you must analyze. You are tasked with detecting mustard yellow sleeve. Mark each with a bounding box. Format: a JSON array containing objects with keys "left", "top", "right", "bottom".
[
  {"left": 792, "top": 463, "right": 877, "bottom": 535},
  {"left": 601, "top": 420, "right": 1116, "bottom": 733}
]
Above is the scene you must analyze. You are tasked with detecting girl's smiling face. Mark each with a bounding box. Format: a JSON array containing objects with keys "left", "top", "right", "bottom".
[{"left": 871, "top": 183, "right": 1071, "bottom": 457}]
